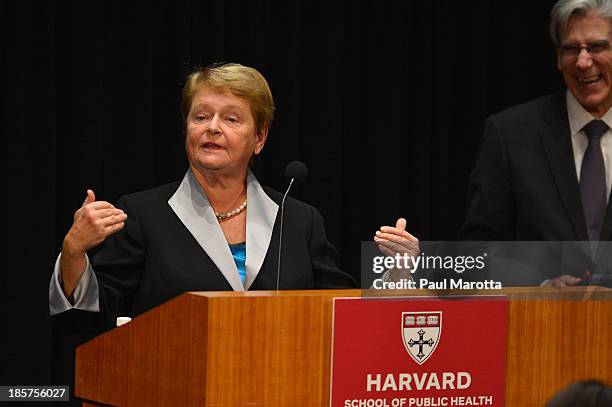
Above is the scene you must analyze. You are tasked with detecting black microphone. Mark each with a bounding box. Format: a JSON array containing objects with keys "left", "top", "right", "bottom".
[
  {"left": 284, "top": 160, "right": 308, "bottom": 185},
  {"left": 277, "top": 161, "right": 308, "bottom": 290}
]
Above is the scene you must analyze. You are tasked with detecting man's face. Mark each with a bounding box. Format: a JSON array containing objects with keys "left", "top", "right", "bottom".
[{"left": 557, "top": 12, "right": 612, "bottom": 117}]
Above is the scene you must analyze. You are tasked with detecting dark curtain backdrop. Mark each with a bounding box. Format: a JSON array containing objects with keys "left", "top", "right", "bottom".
[{"left": 2, "top": 0, "right": 562, "bottom": 394}]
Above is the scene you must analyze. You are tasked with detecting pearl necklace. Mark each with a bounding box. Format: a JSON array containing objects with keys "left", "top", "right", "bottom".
[{"left": 215, "top": 200, "right": 247, "bottom": 221}]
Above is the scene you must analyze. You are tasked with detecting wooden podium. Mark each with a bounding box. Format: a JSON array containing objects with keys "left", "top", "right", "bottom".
[{"left": 75, "top": 287, "right": 611, "bottom": 406}]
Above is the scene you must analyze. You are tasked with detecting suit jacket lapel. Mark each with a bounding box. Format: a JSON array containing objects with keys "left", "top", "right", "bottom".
[
  {"left": 244, "top": 170, "right": 279, "bottom": 289},
  {"left": 168, "top": 170, "right": 244, "bottom": 291},
  {"left": 600, "top": 191, "right": 612, "bottom": 240},
  {"left": 539, "top": 93, "right": 589, "bottom": 241}
]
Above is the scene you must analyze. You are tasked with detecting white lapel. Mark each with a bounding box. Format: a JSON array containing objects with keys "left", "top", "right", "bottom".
[
  {"left": 244, "top": 170, "right": 279, "bottom": 289},
  {"left": 168, "top": 170, "right": 244, "bottom": 291},
  {"left": 167, "top": 169, "right": 279, "bottom": 291}
]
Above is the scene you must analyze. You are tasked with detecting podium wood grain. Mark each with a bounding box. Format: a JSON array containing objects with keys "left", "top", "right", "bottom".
[{"left": 75, "top": 287, "right": 611, "bottom": 406}]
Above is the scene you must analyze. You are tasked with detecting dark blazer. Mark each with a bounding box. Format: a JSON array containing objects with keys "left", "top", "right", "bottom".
[
  {"left": 458, "top": 92, "right": 612, "bottom": 285},
  {"left": 55, "top": 171, "right": 356, "bottom": 333},
  {"left": 50, "top": 172, "right": 356, "bottom": 401},
  {"left": 95, "top": 182, "right": 355, "bottom": 326}
]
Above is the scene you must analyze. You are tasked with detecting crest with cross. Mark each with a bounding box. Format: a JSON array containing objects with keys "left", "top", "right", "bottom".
[{"left": 401, "top": 311, "right": 442, "bottom": 365}]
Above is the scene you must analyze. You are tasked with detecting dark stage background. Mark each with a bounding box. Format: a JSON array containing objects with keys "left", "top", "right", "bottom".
[{"left": 1, "top": 0, "right": 562, "bottom": 399}]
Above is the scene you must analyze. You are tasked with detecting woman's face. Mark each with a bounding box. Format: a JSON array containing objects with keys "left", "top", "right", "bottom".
[{"left": 186, "top": 86, "right": 267, "bottom": 176}]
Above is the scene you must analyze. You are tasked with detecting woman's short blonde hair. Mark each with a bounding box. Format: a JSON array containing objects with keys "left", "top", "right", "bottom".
[{"left": 181, "top": 63, "right": 275, "bottom": 133}]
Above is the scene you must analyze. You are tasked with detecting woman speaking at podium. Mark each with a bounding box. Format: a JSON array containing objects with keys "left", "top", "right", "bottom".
[{"left": 49, "top": 62, "right": 356, "bottom": 329}]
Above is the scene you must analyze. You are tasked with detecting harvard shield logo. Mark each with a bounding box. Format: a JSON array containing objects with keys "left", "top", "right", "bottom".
[{"left": 401, "top": 311, "right": 442, "bottom": 365}]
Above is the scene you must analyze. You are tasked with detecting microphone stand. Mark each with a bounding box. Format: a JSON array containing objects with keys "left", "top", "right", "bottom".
[{"left": 276, "top": 177, "right": 295, "bottom": 290}]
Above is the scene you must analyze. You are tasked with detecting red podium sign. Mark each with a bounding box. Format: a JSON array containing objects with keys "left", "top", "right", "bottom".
[{"left": 330, "top": 296, "right": 507, "bottom": 407}]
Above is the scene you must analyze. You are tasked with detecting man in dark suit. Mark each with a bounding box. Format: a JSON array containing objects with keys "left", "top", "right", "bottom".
[
  {"left": 375, "top": 0, "right": 611, "bottom": 287},
  {"left": 460, "top": 0, "right": 612, "bottom": 287}
]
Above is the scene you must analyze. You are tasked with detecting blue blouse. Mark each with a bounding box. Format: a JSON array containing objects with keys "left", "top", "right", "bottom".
[{"left": 229, "top": 242, "right": 247, "bottom": 284}]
